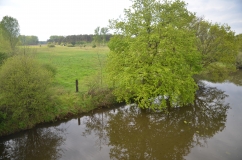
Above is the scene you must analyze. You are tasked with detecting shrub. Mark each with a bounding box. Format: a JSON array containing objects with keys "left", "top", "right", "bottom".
[
  {"left": 0, "top": 55, "right": 57, "bottom": 132},
  {"left": 47, "top": 43, "right": 55, "bottom": 47},
  {"left": 67, "top": 44, "right": 74, "bottom": 47},
  {"left": 83, "top": 75, "right": 116, "bottom": 108},
  {"left": 86, "top": 86, "right": 116, "bottom": 108},
  {"left": 92, "top": 44, "right": 96, "bottom": 48}
]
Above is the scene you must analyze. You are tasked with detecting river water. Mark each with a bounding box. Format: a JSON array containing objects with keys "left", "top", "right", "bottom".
[{"left": 1, "top": 74, "right": 242, "bottom": 160}]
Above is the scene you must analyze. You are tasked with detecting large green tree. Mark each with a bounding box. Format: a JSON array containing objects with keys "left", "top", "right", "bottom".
[
  {"left": 106, "top": 0, "right": 201, "bottom": 110},
  {"left": 0, "top": 16, "right": 20, "bottom": 51}
]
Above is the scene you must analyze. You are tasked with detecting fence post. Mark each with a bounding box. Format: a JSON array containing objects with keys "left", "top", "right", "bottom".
[{"left": 76, "top": 79, "right": 78, "bottom": 92}]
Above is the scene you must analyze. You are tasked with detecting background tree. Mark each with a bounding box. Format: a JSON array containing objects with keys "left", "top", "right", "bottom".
[
  {"left": 106, "top": 0, "right": 201, "bottom": 110},
  {"left": 191, "top": 17, "right": 238, "bottom": 79},
  {"left": 46, "top": 34, "right": 104, "bottom": 45},
  {"left": 100, "top": 27, "right": 109, "bottom": 45},
  {"left": 19, "top": 35, "right": 39, "bottom": 45},
  {"left": 0, "top": 16, "right": 20, "bottom": 52},
  {"left": 93, "top": 26, "right": 101, "bottom": 46},
  {"left": 93, "top": 27, "right": 109, "bottom": 46}
]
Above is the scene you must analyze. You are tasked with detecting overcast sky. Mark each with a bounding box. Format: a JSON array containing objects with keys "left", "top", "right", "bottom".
[{"left": 0, "top": 0, "right": 241, "bottom": 41}]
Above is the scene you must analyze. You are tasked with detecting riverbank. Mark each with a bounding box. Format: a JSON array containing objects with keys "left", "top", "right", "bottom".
[{"left": 0, "top": 45, "right": 117, "bottom": 137}]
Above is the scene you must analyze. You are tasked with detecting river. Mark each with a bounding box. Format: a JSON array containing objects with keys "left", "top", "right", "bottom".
[{"left": 1, "top": 73, "right": 242, "bottom": 160}]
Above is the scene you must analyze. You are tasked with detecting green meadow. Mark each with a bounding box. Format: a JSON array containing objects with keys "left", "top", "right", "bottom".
[{"left": 34, "top": 45, "right": 108, "bottom": 92}]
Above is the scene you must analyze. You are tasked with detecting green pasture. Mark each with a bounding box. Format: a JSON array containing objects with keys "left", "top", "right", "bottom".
[{"left": 34, "top": 45, "right": 108, "bottom": 92}]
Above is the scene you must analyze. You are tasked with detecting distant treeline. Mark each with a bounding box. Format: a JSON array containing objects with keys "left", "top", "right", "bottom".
[
  {"left": 47, "top": 34, "right": 112, "bottom": 45},
  {"left": 19, "top": 35, "right": 39, "bottom": 45}
]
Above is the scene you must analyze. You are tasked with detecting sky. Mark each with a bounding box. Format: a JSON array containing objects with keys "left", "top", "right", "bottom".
[{"left": 0, "top": 0, "right": 241, "bottom": 41}]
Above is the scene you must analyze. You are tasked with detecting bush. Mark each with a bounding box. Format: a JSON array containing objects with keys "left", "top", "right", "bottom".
[
  {"left": 47, "top": 43, "right": 55, "bottom": 47},
  {"left": 83, "top": 75, "right": 116, "bottom": 108},
  {"left": 92, "top": 44, "right": 96, "bottom": 48},
  {"left": 67, "top": 44, "right": 74, "bottom": 47},
  {"left": 0, "top": 55, "right": 57, "bottom": 133}
]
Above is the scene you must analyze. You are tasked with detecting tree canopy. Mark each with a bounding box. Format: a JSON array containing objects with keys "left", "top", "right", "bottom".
[
  {"left": 106, "top": 0, "right": 202, "bottom": 110},
  {"left": 19, "top": 35, "right": 39, "bottom": 45}
]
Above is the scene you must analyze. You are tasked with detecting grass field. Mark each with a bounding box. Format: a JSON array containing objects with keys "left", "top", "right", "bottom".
[{"left": 33, "top": 45, "right": 108, "bottom": 92}]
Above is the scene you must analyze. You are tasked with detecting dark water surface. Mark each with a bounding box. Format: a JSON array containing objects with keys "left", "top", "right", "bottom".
[{"left": 1, "top": 78, "right": 242, "bottom": 159}]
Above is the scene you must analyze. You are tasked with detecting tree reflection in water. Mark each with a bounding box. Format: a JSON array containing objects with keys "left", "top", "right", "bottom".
[
  {"left": 82, "top": 81, "right": 230, "bottom": 160},
  {"left": 0, "top": 127, "right": 66, "bottom": 160}
]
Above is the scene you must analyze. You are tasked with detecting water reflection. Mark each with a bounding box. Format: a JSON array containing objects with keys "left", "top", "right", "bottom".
[
  {"left": 228, "top": 70, "right": 242, "bottom": 86},
  {"left": 197, "top": 70, "right": 242, "bottom": 86},
  {"left": 0, "top": 127, "right": 66, "bottom": 160},
  {"left": 83, "top": 81, "right": 230, "bottom": 160}
]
